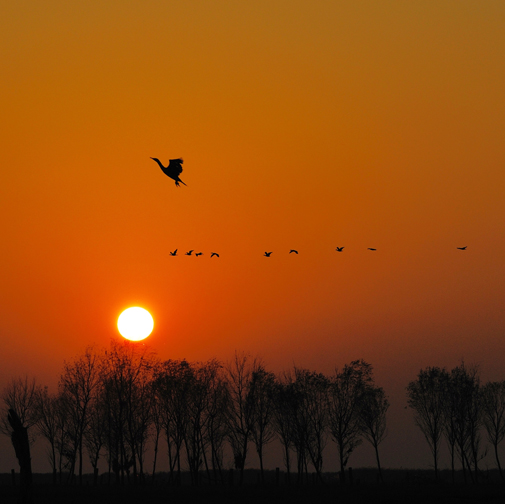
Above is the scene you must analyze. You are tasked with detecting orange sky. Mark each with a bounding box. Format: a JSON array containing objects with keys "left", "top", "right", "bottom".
[{"left": 1, "top": 1, "right": 505, "bottom": 471}]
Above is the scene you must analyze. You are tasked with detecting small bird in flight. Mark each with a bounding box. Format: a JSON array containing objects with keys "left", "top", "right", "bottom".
[
  {"left": 151, "top": 157, "right": 186, "bottom": 187},
  {"left": 170, "top": 249, "right": 178, "bottom": 256},
  {"left": 264, "top": 252, "right": 273, "bottom": 257},
  {"left": 210, "top": 252, "right": 219, "bottom": 258},
  {"left": 457, "top": 246, "right": 467, "bottom": 250},
  {"left": 195, "top": 252, "right": 203, "bottom": 257},
  {"left": 186, "top": 250, "right": 194, "bottom": 256},
  {"left": 289, "top": 250, "right": 298, "bottom": 254},
  {"left": 336, "top": 247, "right": 344, "bottom": 252},
  {"left": 368, "top": 248, "right": 377, "bottom": 251}
]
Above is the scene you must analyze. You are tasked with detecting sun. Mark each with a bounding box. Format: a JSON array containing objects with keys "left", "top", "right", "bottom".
[{"left": 117, "top": 307, "right": 154, "bottom": 341}]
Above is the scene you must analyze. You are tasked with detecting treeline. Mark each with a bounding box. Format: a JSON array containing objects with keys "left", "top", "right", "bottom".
[
  {"left": 1, "top": 343, "right": 504, "bottom": 488},
  {"left": 407, "top": 364, "right": 505, "bottom": 484},
  {"left": 0, "top": 342, "right": 387, "bottom": 486}
]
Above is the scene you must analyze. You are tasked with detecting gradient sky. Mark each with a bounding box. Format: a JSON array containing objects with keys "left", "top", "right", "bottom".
[{"left": 1, "top": 1, "right": 505, "bottom": 472}]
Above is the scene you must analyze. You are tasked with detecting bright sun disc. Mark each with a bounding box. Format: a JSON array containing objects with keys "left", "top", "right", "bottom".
[{"left": 117, "top": 307, "right": 154, "bottom": 341}]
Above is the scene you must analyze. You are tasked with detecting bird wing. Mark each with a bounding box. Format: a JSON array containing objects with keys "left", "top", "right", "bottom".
[{"left": 168, "top": 158, "right": 184, "bottom": 176}]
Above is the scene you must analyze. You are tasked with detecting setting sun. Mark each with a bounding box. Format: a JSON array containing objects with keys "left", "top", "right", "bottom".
[{"left": 117, "top": 307, "right": 154, "bottom": 341}]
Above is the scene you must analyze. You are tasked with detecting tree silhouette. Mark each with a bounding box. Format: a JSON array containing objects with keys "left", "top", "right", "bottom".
[
  {"left": 1, "top": 376, "right": 39, "bottom": 439},
  {"left": 101, "top": 341, "right": 156, "bottom": 485},
  {"left": 10, "top": 343, "right": 505, "bottom": 489},
  {"left": 407, "top": 366, "right": 447, "bottom": 480},
  {"left": 153, "top": 359, "right": 193, "bottom": 484},
  {"left": 481, "top": 380, "right": 505, "bottom": 481},
  {"left": 1, "top": 376, "right": 39, "bottom": 502},
  {"left": 249, "top": 366, "right": 276, "bottom": 483},
  {"left": 359, "top": 384, "right": 389, "bottom": 483},
  {"left": 223, "top": 352, "right": 258, "bottom": 485},
  {"left": 293, "top": 368, "right": 329, "bottom": 483},
  {"left": 200, "top": 359, "right": 228, "bottom": 485},
  {"left": 34, "top": 387, "right": 61, "bottom": 484},
  {"left": 328, "top": 360, "right": 372, "bottom": 483},
  {"left": 83, "top": 393, "right": 108, "bottom": 485},
  {"left": 59, "top": 347, "right": 99, "bottom": 485},
  {"left": 150, "top": 382, "right": 164, "bottom": 483},
  {"left": 446, "top": 363, "right": 483, "bottom": 483},
  {"left": 271, "top": 373, "right": 296, "bottom": 481}
]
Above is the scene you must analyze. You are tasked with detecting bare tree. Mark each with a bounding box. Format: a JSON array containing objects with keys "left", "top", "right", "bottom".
[
  {"left": 153, "top": 359, "right": 193, "bottom": 484},
  {"left": 447, "top": 363, "right": 483, "bottom": 483},
  {"left": 249, "top": 366, "right": 276, "bottom": 483},
  {"left": 1, "top": 376, "right": 39, "bottom": 503},
  {"left": 407, "top": 366, "right": 447, "bottom": 480},
  {"left": 283, "top": 372, "right": 309, "bottom": 483},
  {"left": 83, "top": 386, "right": 108, "bottom": 485},
  {"left": 202, "top": 361, "right": 228, "bottom": 485},
  {"left": 1, "top": 376, "right": 39, "bottom": 438},
  {"left": 223, "top": 352, "right": 258, "bottom": 485},
  {"left": 184, "top": 361, "right": 214, "bottom": 486},
  {"left": 481, "top": 381, "right": 505, "bottom": 481},
  {"left": 101, "top": 340, "right": 156, "bottom": 485},
  {"left": 359, "top": 385, "right": 389, "bottom": 483},
  {"left": 293, "top": 367, "right": 329, "bottom": 483},
  {"left": 328, "top": 360, "right": 372, "bottom": 483},
  {"left": 150, "top": 380, "right": 164, "bottom": 483},
  {"left": 271, "top": 374, "right": 296, "bottom": 481},
  {"left": 34, "top": 387, "right": 61, "bottom": 484},
  {"left": 127, "top": 366, "right": 156, "bottom": 484},
  {"left": 59, "top": 346, "right": 100, "bottom": 485}
]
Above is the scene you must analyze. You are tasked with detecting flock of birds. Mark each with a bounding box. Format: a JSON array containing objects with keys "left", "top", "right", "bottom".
[
  {"left": 169, "top": 249, "right": 220, "bottom": 258},
  {"left": 152, "top": 157, "right": 469, "bottom": 258},
  {"left": 168, "top": 246, "right": 468, "bottom": 258}
]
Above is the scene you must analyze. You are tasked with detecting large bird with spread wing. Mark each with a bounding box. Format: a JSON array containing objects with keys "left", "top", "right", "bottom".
[{"left": 151, "top": 157, "right": 186, "bottom": 187}]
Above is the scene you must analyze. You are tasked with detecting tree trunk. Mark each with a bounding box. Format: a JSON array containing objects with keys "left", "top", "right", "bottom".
[
  {"left": 79, "top": 438, "right": 83, "bottom": 485},
  {"left": 8, "top": 409, "right": 33, "bottom": 504},
  {"left": 374, "top": 442, "right": 383, "bottom": 483},
  {"left": 494, "top": 442, "right": 504, "bottom": 481},
  {"left": 152, "top": 430, "right": 159, "bottom": 483},
  {"left": 258, "top": 445, "right": 264, "bottom": 483},
  {"left": 433, "top": 441, "right": 438, "bottom": 480},
  {"left": 339, "top": 448, "right": 346, "bottom": 484}
]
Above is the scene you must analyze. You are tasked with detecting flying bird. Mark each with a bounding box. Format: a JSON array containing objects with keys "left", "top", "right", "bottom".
[
  {"left": 264, "top": 252, "right": 273, "bottom": 257},
  {"left": 185, "top": 250, "right": 194, "bottom": 256},
  {"left": 336, "top": 247, "right": 344, "bottom": 252},
  {"left": 368, "top": 248, "right": 377, "bottom": 251},
  {"left": 289, "top": 250, "right": 298, "bottom": 254},
  {"left": 210, "top": 252, "right": 219, "bottom": 258},
  {"left": 457, "top": 246, "right": 467, "bottom": 250},
  {"left": 195, "top": 252, "right": 203, "bottom": 257},
  {"left": 151, "top": 157, "right": 186, "bottom": 187},
  {"left": 170, "top": 249, "right": 178, "bottom": 256}
]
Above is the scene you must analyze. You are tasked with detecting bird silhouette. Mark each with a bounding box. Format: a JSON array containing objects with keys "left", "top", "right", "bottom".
[
  {"left": 170, "top": 249, "right": 178, "bottom": 256},
  {"left": 210, "top": 252, "right": 219, "bottom": 258},
  {"left": 336, "top": 247, "right": 344, "bottom": 252},
  {"left": 457, "top": 246, "right": 467, "bottom": 250},
  {"left": 195, "top": 252, "right": 203, "bottom": 257},
  {"left": 186, "top": 250, "right": 194, "bottom": 256},
  {"left": 289, "top": 250, "right": 298, "bottom": 254},
  {"left": 151, "top": 157, "right": 186, "bottom": 187},
  {"left": 368, "top": 248, "right": 377, "bottom": 251},
  {"left": 264, "top": 252, "right": 272, "bottom": 257}
]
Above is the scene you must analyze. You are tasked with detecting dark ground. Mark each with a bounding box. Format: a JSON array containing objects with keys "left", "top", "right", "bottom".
[{"left": 1, "top": 469, "right": 504, "bottom": 504}]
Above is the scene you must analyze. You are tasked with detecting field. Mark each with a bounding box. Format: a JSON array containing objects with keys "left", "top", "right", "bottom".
[{"left": 1, "top": 469, "right": 505, "bottom": 504}]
